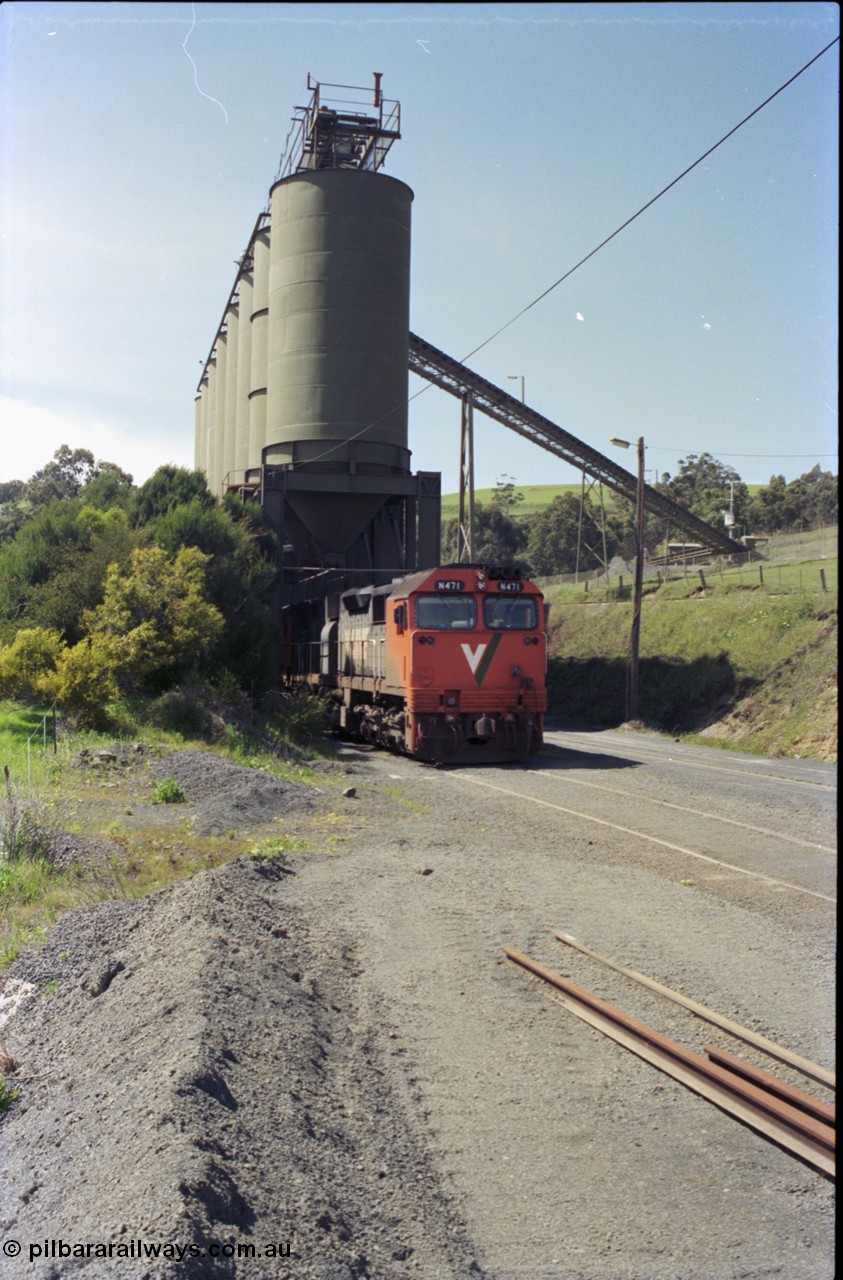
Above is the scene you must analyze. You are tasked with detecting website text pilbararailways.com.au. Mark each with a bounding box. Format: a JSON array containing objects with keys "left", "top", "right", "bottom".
[{"left": 2, "top": 1237, "right": 294, "bottom": 1263}]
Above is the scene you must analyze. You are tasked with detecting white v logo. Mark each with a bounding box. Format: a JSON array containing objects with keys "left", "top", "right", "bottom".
[{"left": 461, "top": 642, "right": 487, "bottom": 675}]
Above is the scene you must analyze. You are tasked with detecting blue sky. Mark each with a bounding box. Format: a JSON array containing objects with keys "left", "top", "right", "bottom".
[{"left": 1, "top": 1, "right": 838, "bottom": 495}]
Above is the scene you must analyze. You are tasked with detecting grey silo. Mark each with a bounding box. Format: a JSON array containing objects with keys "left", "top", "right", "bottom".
[{"left": 248, "top": 227, "right": 271, "bottom": 481}]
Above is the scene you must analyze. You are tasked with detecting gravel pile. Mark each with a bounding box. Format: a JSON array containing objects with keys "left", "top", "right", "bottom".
[
  {"left": 149, "top": 751, "right": 319, "bottom": 836},
  {"left": 0, "top": 858, "right": 481, "bottom": 1280},
  {"left": 45, "top": 830, "right": 122, "bottom": 871},
  {"left": 0, "top": 737, "right": 834, "bottom": 1280}
]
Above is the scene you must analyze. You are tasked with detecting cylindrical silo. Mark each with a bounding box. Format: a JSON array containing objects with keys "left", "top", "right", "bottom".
[
  {"left": 212, "top": 332, "right": 228, "bottom": 495},
  {"left": 234, "top": 273, "right": 253, "bottom": 480},
  {"left": 248, "top": 227, "right": 271, "bottom": 479},
  {"left": 203, "top": 359, "right": 217, "bottom": 483},
  {"left": 265, "top": 168, "right": 413, "bottom": 475},
  {"left": 194, "top": 387, "right": 205, "bottom": 473},
  {"left": 222, "top": 304, "right": 240, "bottom": 486}
]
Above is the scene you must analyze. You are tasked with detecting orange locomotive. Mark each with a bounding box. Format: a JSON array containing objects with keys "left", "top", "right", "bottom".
[{"left": 308, "top": 564, "right": 546, "bottom": 762}]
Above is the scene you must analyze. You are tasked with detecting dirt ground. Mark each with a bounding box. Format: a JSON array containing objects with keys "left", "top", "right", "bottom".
[{"left": 0, "top": 738, "right": 835, "bottom": 1280}]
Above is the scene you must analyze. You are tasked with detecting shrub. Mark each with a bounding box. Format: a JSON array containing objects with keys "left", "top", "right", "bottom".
[
  {"left": 39, "top": 636, "right": 118, "bottom": 728},
  {"left": 145, "top": 687, "right": 209, "bottom": 738},
  {"left": 150, "top": 778, "right": 186, "bottom": 805},
  {"left": 0, "top": 628, "right": 65, "bottom": 699}
]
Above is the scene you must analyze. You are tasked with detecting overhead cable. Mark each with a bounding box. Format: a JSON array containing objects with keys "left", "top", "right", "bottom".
[{"left": 460, "top": 35, "right": 840, "bottom": 365}]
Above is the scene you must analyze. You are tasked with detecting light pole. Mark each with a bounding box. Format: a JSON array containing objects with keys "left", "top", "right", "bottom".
[
  {"left": 610, "top": 436, "right": 645, "bottom": 722},
  {"left": 507, "top": 374, "right": 525, "bottom": 403}
]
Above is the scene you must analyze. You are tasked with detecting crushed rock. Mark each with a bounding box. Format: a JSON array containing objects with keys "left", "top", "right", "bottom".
[
  {"left": 149, "top": 750, "right": 320, "bottom": 836},
  {"left": 0, "top": 859, "right": 482, "bottom": 1279},
  {"left": 46, "top": 830, "right": 123, "bottom": 871}
]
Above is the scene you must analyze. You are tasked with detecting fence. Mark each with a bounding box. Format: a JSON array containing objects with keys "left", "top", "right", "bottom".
[
  {"left": 22, "top": 704, "right": 59, "bottom": 788},
  {"left": 537, "top": 561, "right": 836, "bottom": 600}
]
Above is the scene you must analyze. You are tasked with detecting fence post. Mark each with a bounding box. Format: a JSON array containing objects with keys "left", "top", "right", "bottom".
[
  {"left": 820, "top": 568, "right": 827, "bottom": 593},
  {"left": 698, "top": 569, "right": 707, "bottom": 589},
  {"left": 759, "top": 565, "right": 764, "bottom": 585}
]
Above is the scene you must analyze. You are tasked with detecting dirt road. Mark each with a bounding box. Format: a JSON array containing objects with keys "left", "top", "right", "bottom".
[{"left": 1, "top": 730, "right": 836, "bottom": 1279}]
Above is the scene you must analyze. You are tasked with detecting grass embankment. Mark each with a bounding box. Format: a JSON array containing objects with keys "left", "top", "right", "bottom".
[
  {"left": 0, "top": 706, "right": 339, "bottom": 974},
  {"left": 440, "top": 484, "right": 583, "bottom": 521},
  {"left": 544, "top": 541, "right": 837, "bottom": 760}
]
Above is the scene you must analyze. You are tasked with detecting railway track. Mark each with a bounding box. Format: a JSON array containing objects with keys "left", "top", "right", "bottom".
[
  {"left": 439, "top": 728, "right": 836, "bottom": 905},
  {"left": 504, "top": 942, "right": 835, "bottom": 1179},
  {"left": 447, "top": 770, "right": 836, "bottom": 903}
]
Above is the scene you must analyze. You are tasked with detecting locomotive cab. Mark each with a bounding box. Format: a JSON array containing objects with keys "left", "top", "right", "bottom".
[{"left": 393, "top": 564, "right": 546, "bottom": 762}]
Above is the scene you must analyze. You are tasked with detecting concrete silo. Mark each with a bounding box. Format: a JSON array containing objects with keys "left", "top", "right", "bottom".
[
  {"left": 247, "top": 226, "right": 271, "bottom": 486},
  {"left": 195, "top": 76, "right": 440, "bottom": 618}
]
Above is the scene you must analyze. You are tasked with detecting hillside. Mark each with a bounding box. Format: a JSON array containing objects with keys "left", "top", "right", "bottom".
[
  {"left": 439, "top": 482, "right": 768, "bottom": 522},
  {"left": 542, "top": 527, "right": 838, "bottom": 761}
]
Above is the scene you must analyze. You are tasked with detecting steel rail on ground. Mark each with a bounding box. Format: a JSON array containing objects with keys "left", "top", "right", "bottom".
[
  {"left": 504, "top": 947, "right": 835, "bottom": 1179},
  {"left": 555, "top": 932, "right": 836, "bottom": 1089}
]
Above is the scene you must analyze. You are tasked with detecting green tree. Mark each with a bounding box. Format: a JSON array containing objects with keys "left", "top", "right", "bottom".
[
  {"left": 24, "top": 446, "right": 99, "bottom": 507},
  {"left": 149, "top": 496, "right": 277, "bottom": 688},
  {"left": 0, "top": 500, "right": 135, "bottom": 644},
  {"left": 131, "top": 465, "right": 214, "bottom": 526},
  {"left": 747, "top": 475, "right": 793, "bottom": 532},
  {"left": 662, "top": 453, "right": 749, "bottom": 531},
  {"left": 440, "top": 503, "right": 530, "bottom": 571},
  {"left": 84, "top": 545, "right": 224, "bottom": 693},
  {"left": 81, "top": 461, "right": 135, "bottom": 511},
  {"left": 525, "top": 494, "right": 584, "bottom": 575},
  {"left": 490, "top": 474, "right": 525, "bottom": 513}
]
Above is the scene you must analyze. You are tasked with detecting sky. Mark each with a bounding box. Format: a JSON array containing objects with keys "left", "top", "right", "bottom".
[{"left": 1, "top": 1, "right": 839, "bottom": 497}]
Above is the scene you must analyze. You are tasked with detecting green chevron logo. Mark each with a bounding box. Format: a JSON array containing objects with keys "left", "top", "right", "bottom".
[{"left": 461, "top": 633, "right": 502, "bottom": 685}]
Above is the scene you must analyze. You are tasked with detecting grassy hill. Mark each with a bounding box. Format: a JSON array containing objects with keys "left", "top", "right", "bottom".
[
  {"left": 542, "top": 527, "right": 837, "bottom": 760},
  {"left": 439, "top": 483, "right": 766, "bottom": 522},
  {"left": 439, "top": 484, "right": 583, "bottom": 520}
]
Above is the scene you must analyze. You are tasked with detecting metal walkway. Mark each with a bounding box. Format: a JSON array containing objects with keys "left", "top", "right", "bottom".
[{"left": 408, "top": 332, "right": 744, "bottom": 555}]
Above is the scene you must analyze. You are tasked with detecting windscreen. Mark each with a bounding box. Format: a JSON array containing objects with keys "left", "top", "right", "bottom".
[
  {"left": 415, "top": 595, "right": 477, "bottom": 630},
  {"left": 483, "top": 596, "right": 539, "bottom": 630}
]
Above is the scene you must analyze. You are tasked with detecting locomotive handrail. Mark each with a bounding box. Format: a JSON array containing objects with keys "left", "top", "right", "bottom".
[{"left": 408, "top": 332, "right": 745, "bottom": 556}]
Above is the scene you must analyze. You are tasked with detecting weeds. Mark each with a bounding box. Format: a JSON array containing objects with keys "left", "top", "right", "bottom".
[
  {"left": 1, "top": 766, "right": 57, "bottom": 864},
  {"left": 0, "top": 1076, "right": 18, "bottom": 1114},
  {"left": 249, "top": 835, "right": 310, "bottom": 859},
  {"left": 150, "top": 778, "right": 186, "bottom": 805}
]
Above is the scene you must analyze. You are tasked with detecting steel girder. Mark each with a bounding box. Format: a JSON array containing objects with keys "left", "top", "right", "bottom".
[{"left": 408, "top": 332, "right": 745, "bottom": 556}]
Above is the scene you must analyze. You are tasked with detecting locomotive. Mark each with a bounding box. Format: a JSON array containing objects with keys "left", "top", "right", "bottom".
[{"left": 282, "top": 564, "right": 547, "bottom": 763}]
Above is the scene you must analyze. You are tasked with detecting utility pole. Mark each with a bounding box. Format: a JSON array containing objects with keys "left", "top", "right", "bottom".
[{"left": 610, "top": 435, "right": 645, "bottom": 721}]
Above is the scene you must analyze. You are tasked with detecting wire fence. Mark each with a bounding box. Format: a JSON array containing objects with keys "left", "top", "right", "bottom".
[
  {"left": 537, "top": 561, "right": 837, "bottom": 600},
  {"left": 2, "top": 704, "right": 61, "bottom": 790}
]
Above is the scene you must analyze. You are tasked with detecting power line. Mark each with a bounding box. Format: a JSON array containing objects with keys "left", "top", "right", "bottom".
[
  {"left": 282, "top": 35, "right": 839, "bottom": 473},
  {"left": 460, "top": 35, "right": 840, "bottom": 365},
  {"left": 648, "top": 450, "right": 838, "bottom": 459}
]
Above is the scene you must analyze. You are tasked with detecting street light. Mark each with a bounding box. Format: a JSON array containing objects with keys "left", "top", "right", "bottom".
[
  {"left": 507, "top": 374, "right": 525, "bottom": 403},
  {"left": 610, "top": 435, "right": 645, "bottom": 723}
]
